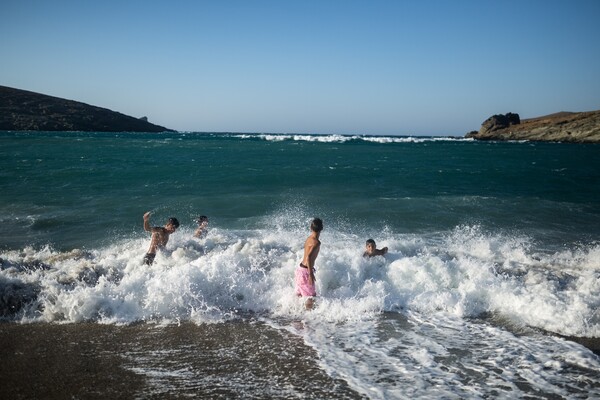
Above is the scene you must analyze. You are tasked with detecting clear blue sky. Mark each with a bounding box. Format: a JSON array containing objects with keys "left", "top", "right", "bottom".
[{"left": 2, "top": 1, "right": 599, "bottom": 135}]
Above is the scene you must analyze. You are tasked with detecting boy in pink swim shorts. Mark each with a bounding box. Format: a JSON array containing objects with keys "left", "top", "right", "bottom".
[
  {"left": 295, "top": 218, "right": 323, "bottom": 310},
  {"left": 295, "top": 265, "right": 317, "bottom": 296}
]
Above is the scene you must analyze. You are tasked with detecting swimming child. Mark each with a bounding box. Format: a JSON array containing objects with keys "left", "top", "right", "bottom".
[
  {"left": 295, "top": 218, "right": 323, "bottom": 310},
  {"left": 363, "top": 238, "right": 388, "bottom": 258},
  {"left": 194, "top": 215, "right": 209, "bottom": 238},
  {"left": 142, "top": 211, "right": 179, "bottom": 265}
]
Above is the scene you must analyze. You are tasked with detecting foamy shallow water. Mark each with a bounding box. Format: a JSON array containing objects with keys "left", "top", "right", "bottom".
[
  {"left": 2, "top": 224, "right": 598, "bottom": 335},
  {"left": 1, "top": 223, "right": 599, "bottom": 398},
  {"left": 274, "top": 312, "right": 599, "bottom": 399}
]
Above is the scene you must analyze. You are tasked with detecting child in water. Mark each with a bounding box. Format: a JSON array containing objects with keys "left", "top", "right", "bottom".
[
  {"left": 142, "top": 211, "right": 179, "bottom": 265},
  {"left": 363, "top": 238, "right": 388, "bottom": 257},
  {"left": 194, "top": 215, "right": 209, "bottom": 238},
  {"left": 295, "top": 218, "right": 323, "bottom": 310}
]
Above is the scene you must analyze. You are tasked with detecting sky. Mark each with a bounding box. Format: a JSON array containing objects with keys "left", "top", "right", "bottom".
[{"left": 2, "top": 1, "right": 600, "bottom": 136}]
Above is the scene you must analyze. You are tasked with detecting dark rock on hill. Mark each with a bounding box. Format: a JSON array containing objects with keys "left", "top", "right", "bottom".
[
  {"left": 480, "top": 112, "right": 521, "bottom": 133},
  {"left": 0, "top": 86, "right": 174, "bottom": 132},
  {"left": 466, "top": 111, "right": 600, "bottom": 143}
]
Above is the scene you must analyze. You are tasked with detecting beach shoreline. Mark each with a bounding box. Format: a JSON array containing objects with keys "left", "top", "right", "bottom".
[
  {"left": 0, "top": 320, "right": 363, "bottom": 399},
  {"left": 561, "top": 335, "right": 600, "bottom": 356}
]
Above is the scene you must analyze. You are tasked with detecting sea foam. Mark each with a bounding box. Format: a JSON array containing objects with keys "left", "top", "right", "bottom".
[
  {"left": 0, "top": 223, "right": 598, "bottom": 337},
  {"left": 233, "top": 133, "right": 470, "bottom": 144}
]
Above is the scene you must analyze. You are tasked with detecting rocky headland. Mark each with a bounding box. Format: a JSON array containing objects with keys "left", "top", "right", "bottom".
[
  {"left": 0, "top": 85, "right": 174, "bottom": 132},
  {"left": 466, "top": 110, "right": 600, "bottom": 143}
]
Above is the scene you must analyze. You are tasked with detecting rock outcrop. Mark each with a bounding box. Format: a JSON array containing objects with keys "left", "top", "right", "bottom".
[
  {"left": 0, "top": 85, "right": 174, "bottom": 132},
  {"left": 466, "top": 111, "right": 600, "bottom": 143},
  {"left": 479, "top": 113, "right": 521, "bottom": 133}
]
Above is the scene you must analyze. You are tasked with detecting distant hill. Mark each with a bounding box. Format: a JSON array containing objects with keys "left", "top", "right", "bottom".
[
  {"left": 0, "top": 86, "right": 174, "bottom": 132},
  {"left": 466, "top": 110, "right": 600, "bottom": 143}
]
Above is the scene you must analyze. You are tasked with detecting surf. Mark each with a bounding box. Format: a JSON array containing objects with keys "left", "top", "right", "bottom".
[{"left": 0, "top": 223, "right": 597, "bottom": 337}]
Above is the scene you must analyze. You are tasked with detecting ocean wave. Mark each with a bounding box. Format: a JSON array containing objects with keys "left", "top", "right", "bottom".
[
  {"left": 233, "top": 133, "right": 471, "bottom": 144},
  {"left": 1, "top": 225, "right": 598, "bottom": 337}
]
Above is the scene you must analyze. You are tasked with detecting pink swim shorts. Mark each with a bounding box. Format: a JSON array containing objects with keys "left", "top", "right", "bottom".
[{"left": 295, "top": 264, "right": 317, "bottom": 297}]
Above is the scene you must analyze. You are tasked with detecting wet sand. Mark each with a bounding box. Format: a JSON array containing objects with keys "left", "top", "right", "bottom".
[
  {"left": 0, "top": 320, "right": 364, "bottom": 399},
  {"left": 563, "top": 335, "right": 600, "bottom": 356}
]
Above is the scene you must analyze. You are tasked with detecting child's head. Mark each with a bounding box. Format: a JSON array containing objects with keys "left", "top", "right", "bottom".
[
  {"left": 365, "top": 238, "right": 376, "bottom": 253},
  {"left": 311, "top": 218, "right": 323, "bottom": 232},
  {"left": 166, "top": 217, "right": 180, "bottom": 232},
  {"left": 196, "top": 215, "right": 208, "bottom": 225}
]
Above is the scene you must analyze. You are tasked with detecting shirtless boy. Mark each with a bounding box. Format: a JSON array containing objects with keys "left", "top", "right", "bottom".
[
  {"left": 194, "top": 215, "right": 209, "bottom": 238},
  {"left": 363, "top": 239, "right": 388, "bottom": 257},
  {"left": 295, "top": 218, "right": 323, "bottom": 310},
  {"left": 142, "top": 211, "right": 180, "bottom": 265}
]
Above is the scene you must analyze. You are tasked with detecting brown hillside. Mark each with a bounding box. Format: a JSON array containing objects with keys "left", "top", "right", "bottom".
[
  {"left": 466, "top": 110, "right": 600, "bottom": 143},
  {"left": 0, "top": 86, "right": 174, "bottom": 132}
]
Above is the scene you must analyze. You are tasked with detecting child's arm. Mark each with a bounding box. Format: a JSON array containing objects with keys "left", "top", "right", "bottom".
[
  {"left": 143, "top": 212, "right": 154, "bottom": 232},
  {"left": 373, "top": 247, "right": 388, "bottom": 256}
]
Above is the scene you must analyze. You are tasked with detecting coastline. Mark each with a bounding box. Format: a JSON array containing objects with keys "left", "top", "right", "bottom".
[
  {"left": 0, "top": 320, "right": 362, "bottom": 399},
  {"left": 0, "top": 86, "right": 174, "bottom": 133},
  {"left": 561, "top": 335, "right": 600, "bottom": 356},
  {"left": 466, "top": 110, "right": 600, "bottom": 143},
  {"left": 2, "top": 319, "right": 598, "bottom": 399}
]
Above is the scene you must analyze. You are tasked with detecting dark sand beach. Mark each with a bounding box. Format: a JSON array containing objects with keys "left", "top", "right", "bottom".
[{"left": 0, "top": 321, "right": 363, "bottom": 399}]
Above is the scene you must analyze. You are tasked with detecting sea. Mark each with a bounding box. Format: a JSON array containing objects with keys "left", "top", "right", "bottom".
[{"left": 1, "top": 131, "right": 599, "bottom": 399}]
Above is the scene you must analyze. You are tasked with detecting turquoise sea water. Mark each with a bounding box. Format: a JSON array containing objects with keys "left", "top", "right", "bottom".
[
  {"left": 1, "top": 131, "right": 599, "bottom": 398},
  {"left": 1, "top": 131, "right": 598, "bottom": 250}
]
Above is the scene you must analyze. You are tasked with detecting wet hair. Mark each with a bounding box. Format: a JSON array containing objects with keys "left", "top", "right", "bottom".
[
  {"left": 311, "top": 218, "right": 323, "bottom": 232},
  {"left": 366, "top": 239, "right": 376, "bottom": 246},
  {"left": 168, "top": 217, "right": 180, "bottom": 228},
  {"left": 196, "top": 215, "right": 208, "bottom": 223}
]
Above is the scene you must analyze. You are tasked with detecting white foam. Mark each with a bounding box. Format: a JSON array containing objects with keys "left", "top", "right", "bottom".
[
  {"left": 271, "top": 312, "right": 600, "bottom": 399},
  {"left": 1, "top": 224, "right": 599, "bottom": 338},
  {"left": 233, "top": 133, "right": 469, "bottom": 144}
]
